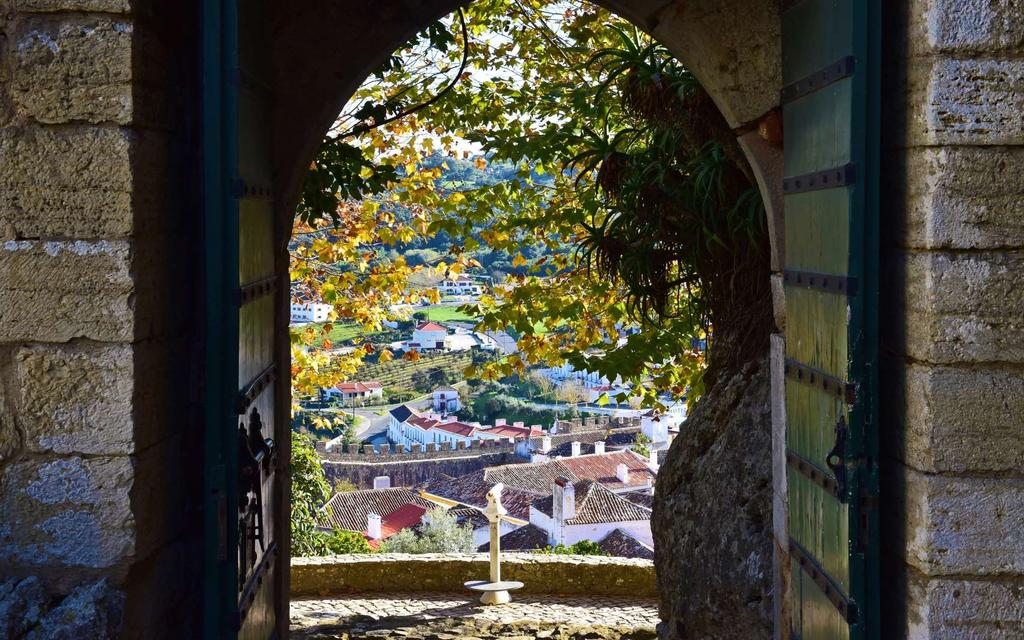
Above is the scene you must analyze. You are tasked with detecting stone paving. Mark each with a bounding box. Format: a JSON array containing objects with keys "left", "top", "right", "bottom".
[{"left": 291, "top": 592, "right": 660, "bottom": 639}]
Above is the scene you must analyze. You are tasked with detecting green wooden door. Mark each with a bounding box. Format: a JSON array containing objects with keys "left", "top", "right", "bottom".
[
  {"left": 782, "top": 1, "right": 880, "bottom": 638},
  {"left": 203, "top": 0, "right": 284, "bottom": 637}
]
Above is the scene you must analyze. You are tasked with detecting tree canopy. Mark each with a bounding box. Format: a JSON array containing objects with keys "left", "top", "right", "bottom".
[{"left": 290, "top": 0, "right": 773, "bottom": 415}]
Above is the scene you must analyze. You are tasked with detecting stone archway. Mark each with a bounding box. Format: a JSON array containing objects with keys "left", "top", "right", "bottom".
[{"left": 264, "top": 2, "right": 787, "bottom": 638}]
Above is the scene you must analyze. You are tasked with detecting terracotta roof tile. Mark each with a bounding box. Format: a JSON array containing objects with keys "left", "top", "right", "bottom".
[
  {"left": 478, "top": 523, "right": 550, "bottom": 552},
  {"left": 598, "top": 528, "right": 655, "bottom": 559},
  {"left": 317, "top": 487, "right": 431, "bottom": 532},
  {"left": 415, "top": 321, "right": 447, "bottom": 332},
  {"left": 531, "top": 481, "right": 652, "bottom": 525}
]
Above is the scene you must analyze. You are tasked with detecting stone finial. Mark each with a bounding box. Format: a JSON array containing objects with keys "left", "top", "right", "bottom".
[
  {"left": 363, "top": 444, "right": 375, "bottom": 455},
  {"left": 347, "top": 443, "right": 359, "bottom": 454},
  {"left": 570, "top": 441, "right": 581, "bottom": 457},
  {"left": 456, "top": 441, "right": 467, "bottom": 450},
  {"left": 380, "top": 444, "right": 391, "bottom": 456},
  {"left": 396, "top": 444, "right": 407, "bottom": 454},
  {"left": 594, "top": 441, "right": 605, "bottom": 455},
  {"left": 411, "top": 443, "right": 423, "bottom": 453}
]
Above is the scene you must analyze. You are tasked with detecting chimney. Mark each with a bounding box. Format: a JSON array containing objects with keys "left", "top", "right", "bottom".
[
  {"left": 616, "top": 462, "right": 630, "bottom": 484},
  {"left": 541, "top": 436, "right": 552, "bottom": 453},
  {"left": 552, "top": 476, "right": 576, "bottom": 526},
  {"left": 513, "top": 421, "right": 524, "bottom": 428},
  {"left": 570, "top": 441, "right": 581, "bottom": 457},
  {"left": 593, "top": 441, "right": 606, "bottom": 455},
  {"left": 373, "top": 475, "right": 391, "bottom": 490},
  {"left": 648, "top": 448, "right": 660, "bottom": 471},
  {"left": 495, "top": 418, "right": 506, "bottom": 426},
  {"left": 366, "top": 513, "right": 382, "bottom": 540}
]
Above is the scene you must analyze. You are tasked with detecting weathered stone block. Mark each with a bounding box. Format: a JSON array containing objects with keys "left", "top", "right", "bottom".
[
  {"left": 898, "top": 146, "right": 1024, "bottom": 250},
  {"left": 290, "top": 553, "right": 656, "bottom": 598},
  {"left": 898, "top": 251, "right": 1024, "bottom": 363},
  {"left": 0, "top": 239, "right": 134, "bottom": 342},
  {"left": 10, "top": 15, "right": 132, "bottom": 124},
  {"left": 15, "top": 0, "right": 130, "bottom": 11},
  {"left": 904, "top": 56, "right": 1024, "bottom": 146},
  {"left": 904, "top": 573, "right": 1024, "bottom": 638},
  {"left": 910, "top": 0, "right": 1024, "bottom": 54},
  {"left": 0, "top": 126, "right": 133, "bottom": 238},
  {"left": 898, "top": 466, "right": 1024, "bottom": 575},
  {"left": 0, "top": 456, "right": 134, "bottom": 579},
  {"left": 13, "top": 343, "right": 134, "bottom": 455},
  {"left": 886, "top": 363, "right": 1024, "bottom": 473}
]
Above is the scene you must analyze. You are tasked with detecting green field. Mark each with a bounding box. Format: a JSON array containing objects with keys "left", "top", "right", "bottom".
[{"left": 423, "top": 305, "right": 477, "bottom": 323}]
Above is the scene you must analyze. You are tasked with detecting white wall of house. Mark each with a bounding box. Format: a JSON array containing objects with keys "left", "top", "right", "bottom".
[
  {"left": 290, "top": 302, "right": 332, "bottom": 323},
  {"left": 411, "top": 327, "right": 447, "bottom": 350},
  {"left": 529, "top": 505, "right": 652, "bottom": 547}
]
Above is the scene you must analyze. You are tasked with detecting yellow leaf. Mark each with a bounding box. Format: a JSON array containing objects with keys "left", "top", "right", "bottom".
[{"left": 512, "top": 253, "right": 527, "bottom": 268}]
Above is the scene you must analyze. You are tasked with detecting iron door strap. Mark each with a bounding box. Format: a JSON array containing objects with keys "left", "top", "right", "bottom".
[
  {"left": 826, "top": 415, "right": 848, "bottom": 502},
  {"left": 789, "top": 537, "right": 859, "bottom": 624},
  {"left": 784, "top": 357, "right": 857, "bottom": 404}
]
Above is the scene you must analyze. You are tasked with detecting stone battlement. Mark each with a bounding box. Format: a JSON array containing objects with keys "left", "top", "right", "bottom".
[{"left": 316, "top": 437, "right": 518, "bottom": 461}]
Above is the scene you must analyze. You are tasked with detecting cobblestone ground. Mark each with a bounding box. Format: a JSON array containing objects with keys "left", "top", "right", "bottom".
[{"left": 291, "top": 592, "right": 660, "bottom": 639}]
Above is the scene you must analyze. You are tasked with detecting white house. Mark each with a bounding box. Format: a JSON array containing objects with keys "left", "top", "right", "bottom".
[
  {"left": 432, "top": 386, "right": 461, "bottom": 413},
  {"left": 439, "top": 276, "right": 483, "bottom": 297},
  {"left": 386, "top": 405, "right": 539, "bottom": 449},
  {"left": 324, "top": 381, "right": 383, "bottom": 404},
  {"left": 409, "top": 321, "right": 448, "bottom": 351},
  {"left": 529, "top": 477, "right": 653, "bottom": 548},
  {"left": 290, "top": 301, "right": 332, "bottom": 323}
]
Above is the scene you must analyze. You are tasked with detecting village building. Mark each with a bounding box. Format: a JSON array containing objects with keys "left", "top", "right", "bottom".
[
  {"left": 439, "top": 276, "right": 483, "bottom": 297},
  {"left": 386, "top": 404, "right": 542, "bottom": 448},
  {"left": 323, "top": 381, "right": 383, "bottom": 404},
  {"left": 531, "top": 478, "right": 653, "bottom": 548},
  {"left": 290, "top": 301, "right": 332, "bottom": 324},
  {"left": 316, "top": 486, "right": 433, "bottom": 547},
  {"left": 431, "top": 385, "right": 461, "bottom": 413},
  {"left": 409, "top": 321, "right": 448, "bottom": 351}
]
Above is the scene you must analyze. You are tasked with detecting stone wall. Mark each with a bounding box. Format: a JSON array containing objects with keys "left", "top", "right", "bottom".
[
  {"left": 881, "top": 2, "right": 1024, "bottom": 637},
  {"left": 322, "top": 450, "right": 520, "bottom": 490},
  {"left": 290, "top": 553, "right": 656, "bottom": 598},
  {"left": 0, "top": 1, "right": 202, "bottom": 638}
]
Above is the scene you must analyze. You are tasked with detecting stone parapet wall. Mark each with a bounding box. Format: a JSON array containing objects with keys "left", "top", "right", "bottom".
[
  {"left": 318, "top": 437, "right": 518, "bottom": 460},
  {"left": 322, "top": 451, "right": 519, "bottom": 490},
  {"left": 881, "top": 2, "right": 1024, "bottom": 637},
  {"left": 290, "top": 553, "right": 656, "bottom": 598}
]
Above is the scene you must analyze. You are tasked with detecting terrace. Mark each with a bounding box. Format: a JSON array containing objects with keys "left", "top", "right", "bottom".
[{"left": 290, "top": 553, "right": 659, "bottom": 639}]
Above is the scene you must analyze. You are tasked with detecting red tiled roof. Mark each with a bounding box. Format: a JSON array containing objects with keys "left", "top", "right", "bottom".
[
  {"left": 380, "top": 503, "right": 427, "bottom": 539},
  {"left": 317, "top": 487, "right": 431, "bottom": 532},
  {"left": 432, "top": 421, "right": 478, "bottom": 437},
  {"left": 415, "top": 321, "right": 447, "bottom": 332},
  {"left": 420, "top": 472, "right": 536, "bottom": 521},
  {"left": 484, "top": 424, "right": 543, "bottom": 439},
  {"left": 555, "top": 450, "right": 655, "bottom": 490},
  {"left": 531, "top": 480, "right": 651, "bottom": 525},
  {"left": 336, "top": 381, "right": 382, "bottom": 393},
  {"left": 478, "top": 523, "right": 550, "bottom": 552},
  {"left": 599, "top": 528, "right": 655, "bottom": 559}
]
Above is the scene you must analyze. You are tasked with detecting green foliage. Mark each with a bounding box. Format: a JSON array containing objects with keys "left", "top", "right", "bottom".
[
  {"left": 322, "top": 528, "right": 375, "bottom": 554},
  {"left": 633, "top": 432, "right": 652, "bottom": 459},
  {"left": 292, "top": 432, "right": 375, "bottom": 556},
  {"left": 379, "top": 507, "right": 475, "bottom": 554},
  {"left": 541, "top": 540, "right": 609, "bottom": 556}
]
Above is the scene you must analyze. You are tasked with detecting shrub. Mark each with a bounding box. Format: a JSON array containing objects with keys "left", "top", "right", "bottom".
[
  {"left": 379, "top": 507, "right": 475, "bottom": 554},
  {"left": 541, "top": 540, "right": 609, "bottom": 556}
]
